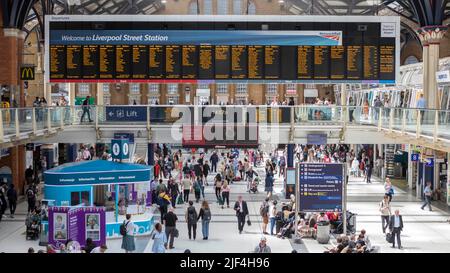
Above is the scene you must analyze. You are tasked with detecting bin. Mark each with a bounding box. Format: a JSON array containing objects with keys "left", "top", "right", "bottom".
[{"left": 316, "top": 221, "right": 330, "bottom": 244}]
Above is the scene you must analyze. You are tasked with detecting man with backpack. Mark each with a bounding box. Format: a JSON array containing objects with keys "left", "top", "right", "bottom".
[
  {"left": 210, "top": 152, "right": 219, "bottom": 173},
  {"left": 26, "top": 184, "right": 36, "bottom": 214},
  {"left": 185, "top": 201, "right": 198, "bottom": 240},
  {"left": 163, "top": 208, "right": 178, "bottom": 249},
  {"left": 260, "top": 198, "right": 270, "bottom": 235}
]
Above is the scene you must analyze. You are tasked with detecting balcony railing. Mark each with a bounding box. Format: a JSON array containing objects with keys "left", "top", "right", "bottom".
[{"left": 0, "top": 105, "right": 448, "bottom": 143}]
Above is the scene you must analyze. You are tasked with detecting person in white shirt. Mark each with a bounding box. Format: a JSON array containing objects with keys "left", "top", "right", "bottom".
[
  {"left": 91, "top": 245, "right": 107, "bottom": 253},
  {"left": 121, "top": 214, "right": 135, "bottom": 253}
]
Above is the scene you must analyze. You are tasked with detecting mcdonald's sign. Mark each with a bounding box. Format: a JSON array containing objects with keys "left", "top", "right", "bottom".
[{"left": 20, "top": 66, "right": 35, "bottom": 80}]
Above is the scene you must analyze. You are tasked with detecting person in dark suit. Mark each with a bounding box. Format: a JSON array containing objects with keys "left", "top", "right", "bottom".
[
  {"left": 234, "top": 195, "right": 249, "bottom": 234},
  {"left": 389, "top": 209, "right": 404, "bottom": 249}
]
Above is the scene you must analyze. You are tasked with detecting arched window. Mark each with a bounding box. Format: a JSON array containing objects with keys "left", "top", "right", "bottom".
[
  {"left": 233, "top": 0, "right": 242, "bottom": 14},
  {"left": 248, "top": 1, "right": 256, "bottom": 15},
  {"left": 188, "top": 1, "right": 198, "bottom": 14},
  {"left": 217, "top": 0, "right": 228, "bottom": 15},
  {"left": 404, "top": 55, "right": 419, "bottom": 65},
  {"left": 203, "top": 0, "right": 213, "bottom": 14}
]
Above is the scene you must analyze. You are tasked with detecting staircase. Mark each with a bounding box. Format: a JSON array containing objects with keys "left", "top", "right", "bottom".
[{"left": 133, "top": 142, "right": 148, "bottom": 163}]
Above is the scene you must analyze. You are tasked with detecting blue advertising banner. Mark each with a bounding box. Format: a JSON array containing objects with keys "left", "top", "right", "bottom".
[
  {"left": 106, "top": 106, "right": 147, "bottom": 122},
  {"left": 50, "top": 30, "right": 342, "bottom": 46},
  {"left": 299, "top": 163, "right": 343, "bottom": 212}
]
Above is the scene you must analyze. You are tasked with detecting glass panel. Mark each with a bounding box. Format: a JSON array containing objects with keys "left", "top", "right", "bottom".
[{"left": 217, "top": 0, "right": 228, "bottom": 14}]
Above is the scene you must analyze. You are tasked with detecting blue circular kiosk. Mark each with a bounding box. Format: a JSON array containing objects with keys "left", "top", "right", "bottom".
[{"left": 44, "top": 160, "right": 154, "bottom": 238}]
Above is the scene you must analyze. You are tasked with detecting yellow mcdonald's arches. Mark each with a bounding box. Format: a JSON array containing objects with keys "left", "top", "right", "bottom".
[{"left": 21, "top": 67, "right": 34, "bottom": 79}]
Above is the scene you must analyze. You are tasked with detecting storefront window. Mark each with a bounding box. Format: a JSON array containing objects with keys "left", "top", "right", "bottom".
[
  {"left": 102, "top": 84, "right": 110, "bottom": 95},
  {"left": 189, "top": 0, "right": 198, "bottom": 14},
  {"left": 233, "top": 0, "right": 242, "bottom": 14},
  {"left": 130, "top": 84, "right": 140, "bottom": 95},
  {"left": 204, "top": 0, "right": 213, "bottom": 14},
  {"left": 216, "top": 84, "right": 229, "bottom": 94},
  {"left": 78, "top": 84, "right": 90, "bottom": 96},
  {"left": 217, "top": 0, "right": 228, "bottom": 14},
  {"left": 248, "top": 1, "right": 256, "bottom": 15},
  {"left": 236, "top": 83, "right": 248, "bottom": 94}
]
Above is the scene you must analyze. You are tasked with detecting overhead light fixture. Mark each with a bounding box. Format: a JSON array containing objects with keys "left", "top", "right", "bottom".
[
  {"left": 161, "top": 0, "right": 167, "bottom": 3},
  {"left": 278, "top": 0, "right": 284, "bottom": 3}
]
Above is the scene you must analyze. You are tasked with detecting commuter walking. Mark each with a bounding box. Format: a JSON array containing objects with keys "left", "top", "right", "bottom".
[
  {"left": 7, "top": 184, "right": 17, "bottom": 218},
  {"left": 260, "top": 198, "right": 270, "bottom": 235},
  {"left": 203, "top": 160, "right": 210, "bottom": 186},
  {"left": 379, "top": 195, "right": 391, "bottom": 233},
  {"left": 26, "top": 184, "right": 36, "bottom": 214},
  {"left": 151, "top": 223, "right": 168, "bottom": 253},
  {"left": 416, "top": 94, "right": 426, "bottom": 124},
  {"left": 265, "top": 171, "right": 274, "bottom": 199},
  {"left": 269, "top": 200, "right": 277, "bottom": 235},
  {"left": 182, "top": 174, "right": 192, "bottom": 204},
  {"left": 389, "top": 210, "right": 404, "bottom": 249},
  {"left": 348, "top": 97, "right": 355, "bottom": 123},
  {"left": 198, "top": 201, "right": 212, "bottom": 240},
  {"left": 365, "top": 160, "right": 373, "bottom": 183},
  {"left": 0, "top": 184, "right": 6, "bottom": 222},
  {"left": 221, "top": 181, "right": 230, "bottom": 209},
  {"left": 80, "top": 96, "right": 93, "bottom": 123},
  {"left": 121, "top": 214, "right": 135, "bottom": 253},
  {"left": 25, "top": 165, "right": 34, "bottom": 185},
  {"left": 421, "top": 181, "right": 433, "bottom": 211},
  {"left": 210, "top": 152, "right": 219, "bottom": 173},
  {"left": 168, "top": 179, "right": 180, "bottom": 209},
  {"left": 193, "top": 177, "right": 202, "bottom": 203},
  {"left": 185, "top": 201, "right": 198, "bottom": 240},
  {"left": 234, "top": 196, "right": 249, "bottom": 234},
  {"left": 214, "top": 174, "right": 222, "bottom": 202},
  {"left": 163, "top": 208, "right": 178, "bottom": 249},
  {"left": 384, "top": 178, "right": 394, "bottom": 202}
]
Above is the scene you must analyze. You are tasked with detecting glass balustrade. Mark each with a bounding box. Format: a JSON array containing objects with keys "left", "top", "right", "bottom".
[{"left": 0, "top": 105, "right": 449, "bottom": 145}]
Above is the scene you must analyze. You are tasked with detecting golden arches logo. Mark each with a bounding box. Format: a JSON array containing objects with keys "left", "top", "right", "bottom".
[{"left": 21, "top": 67, "right": 34, "bottom": 80}]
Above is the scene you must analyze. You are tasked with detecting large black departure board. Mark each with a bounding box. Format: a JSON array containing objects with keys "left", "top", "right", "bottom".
[{"left": 48, "top": 17, "right": 398, "bottom": 83}]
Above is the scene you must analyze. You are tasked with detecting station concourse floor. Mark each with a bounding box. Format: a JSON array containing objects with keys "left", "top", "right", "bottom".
[{"left": 1, "top": 158, "right": 450, "bottom": 253}]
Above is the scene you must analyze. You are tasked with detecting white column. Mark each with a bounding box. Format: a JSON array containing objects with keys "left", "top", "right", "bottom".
[
  {"left": 68, "top": 83, "right": 76, "bottom": 106},
  {"left": 407, "top": 144, "right": 413, "bottom": 189},
  {"left": 97, "top": 83, "right": 104, "bottom": 106},
  {"left": 428, "top": 43, "right": 440, "bottom": 108}
]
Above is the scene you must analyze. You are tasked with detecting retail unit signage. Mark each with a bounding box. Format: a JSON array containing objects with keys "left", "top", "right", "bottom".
[
  {"left": 114, "top": 133, "right": 135, "bottom": 144},
  {"left": 425, "top": 158, "right": 434, "bottom": 167},
  {"left": 20, "top": 66, "right": 35, "bottom": 80},
  {"left": 411, "top": 154, "right": 420, "bottom": 162},
  {"left": 105, "top": 106, "right": 147, "bottom": 122},
  {"left": 299, "top": 163, "right": 344, "bottom": 212},
  {"left": 436, "top": 70, "right": 450, "bottom": 83},
  {"left": 307, "top": 134, "right": 328, "bottom": 145}
]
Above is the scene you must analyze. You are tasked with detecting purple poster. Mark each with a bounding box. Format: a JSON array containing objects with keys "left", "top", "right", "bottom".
[
  {"left": 48, "top": 206, "right": 70, "bottom": 247},
  {"left": 48, "top": 206, "right": 106, "bottom": 248}
]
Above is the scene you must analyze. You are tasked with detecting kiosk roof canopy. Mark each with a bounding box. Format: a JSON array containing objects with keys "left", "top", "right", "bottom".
[{"left": 44, "top": 160, "right": 152, "bottom": 186}]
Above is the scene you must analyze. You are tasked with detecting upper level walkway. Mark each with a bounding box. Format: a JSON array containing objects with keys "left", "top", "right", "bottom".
[{"left": 0, "top": 105, "right": 448, "bottom": 151}]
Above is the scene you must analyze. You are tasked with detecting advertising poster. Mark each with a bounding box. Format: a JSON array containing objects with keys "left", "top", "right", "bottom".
[
  {"left": 48, "top": 206, "right": 70, "bottom": 246},
  {"left": 86, "top": 213, "right": 101, "bottom": 241},
  {"left": 68, "top": 208, "right": 80, "bottom": 243},
  {"left": 54, "top": 213, "right": 67, "bottom": 240}
]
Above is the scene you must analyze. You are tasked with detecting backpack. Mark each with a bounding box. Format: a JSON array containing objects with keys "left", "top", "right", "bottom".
[
  {"left": 120, "top": 221, "right": 129, "bottom": 236},
  {"left": 26, "top": 188, "right": 35, "bottom": 199},
  {"left": 203, "top": 208, "right": 211, "bottom": 221},
  {"left": 187, "top": 207, "right": 196, "bottom": 223},
  {"left": 260, "top": 203, "right": 269, "bottom": 217}
]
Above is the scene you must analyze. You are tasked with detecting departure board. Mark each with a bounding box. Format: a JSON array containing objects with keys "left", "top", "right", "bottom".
[
  {"left": 66, "top": 45, "right": 82, "bottom": 79},
  {"left": 99, "top": 45, "right": 115, "bottom": 79},
  {"left": 182, "top": 45, "right": 198, "bottom": 79},
  {"left": 330, "top": 46, "right": 345, "bottom": 80},
  {"left": 231, "top": 46, "right": 247, "bottom": 79},
  {"left": 248, "top": 46, "right": 264, "bottom": 79},
  {"left": 116, "top": 45, "right": 132, "bottom": 79},
  {"left": 149, "top": 45, "right": 164, "bottom": 79},
  {"left": 364, "top": 46, "right": 379, "bottom": 80},
  {"left": 48, "top": 17, "right": 399, "bottom": 83},
  {"left": 132, "top": 45, "right": 148, "bottom": 79},
  {"left": 297, "top": 46, "right": 313, "bottom": 79},
  {"left": 347, "top": 46, "right": 363, "bottom": 80},
  {"left": 166, "top": 45, "right": 181, "bottom": 79},
  {"left": 199, "top": 45, "right": 214, "bottom": 79},
  {"left": 264, "top": 46, "right": 280, "bottom": 79},
  {"left": 50, "top": 45, "right": 66, "bottom": 79},
  {"left": 83, "top": 45, "right": 98, "bottom": 79},
  {"left": 314, "top": 46, "right": 330, "bottom": 79},
  {"left": 215, "top": 46, "right": 230, "bottom": 79},
  {"left": 379, "top": 45, "right": 395, "bottom": 80}
]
